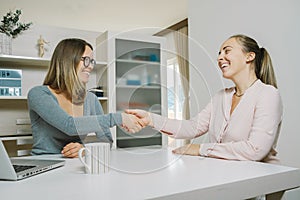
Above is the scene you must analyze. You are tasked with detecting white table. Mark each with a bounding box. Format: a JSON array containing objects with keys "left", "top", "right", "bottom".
[{"left": 1, "top": 146, "right": 300, "bottom": 200}]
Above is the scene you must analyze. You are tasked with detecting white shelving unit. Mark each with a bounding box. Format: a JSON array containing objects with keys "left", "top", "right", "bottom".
[
  {"left": 0, "top": 54, "right": 108, "bottom": 156},
  {"left": 96, "top": 31, "right": 168, "bottom": 148}
]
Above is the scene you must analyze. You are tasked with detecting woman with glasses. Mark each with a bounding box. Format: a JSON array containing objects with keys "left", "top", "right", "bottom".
[{"left": 28, "top": 38, "right": 142, "bottom": 158}]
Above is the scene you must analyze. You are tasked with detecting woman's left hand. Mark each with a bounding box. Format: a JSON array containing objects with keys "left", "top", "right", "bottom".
[
  {"left": 61, "top": 142, "right": 83, "bottom": 158},
  {"left": 172, "top": 144, "right": 201, "bottom": 156}
]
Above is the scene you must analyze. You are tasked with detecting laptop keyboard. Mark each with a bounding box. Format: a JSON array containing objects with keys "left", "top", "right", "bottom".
[{"left": 13, "top": 165, "right": 36, "bottom": 173}]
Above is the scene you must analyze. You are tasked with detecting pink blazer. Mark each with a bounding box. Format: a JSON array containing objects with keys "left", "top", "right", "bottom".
[{"left": 151, "top": 80, "right": 283, "bottom": 164}]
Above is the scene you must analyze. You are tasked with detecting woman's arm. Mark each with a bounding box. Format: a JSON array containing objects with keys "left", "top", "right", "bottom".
[
  {"left": 126, "top": 100, "right": 212, "bottom": 139},
  {"left": 28, "top": 87, "right": 122, "bottom": 136}
]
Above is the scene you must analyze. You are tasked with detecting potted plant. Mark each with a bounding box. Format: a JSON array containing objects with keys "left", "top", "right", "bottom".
[{"left": 0, "top": 9, "right": 32, "bottom": 54}]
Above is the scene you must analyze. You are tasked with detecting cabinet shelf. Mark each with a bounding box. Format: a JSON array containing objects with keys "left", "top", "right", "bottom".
[
  {"left": 0, "top": 54, "right": 50, "bottom": 67},
  {"left": 116, "top": 85, "right": 160, "bottom": 89},
  {"left": 0, "top": 96, "right": 27, "bottom": 100},
  {"left": 97, "top": 97, "right": 108, "bottom": 101},
  {"left": 116, "top": 128, "right": 162, "bottom": 148},
  {"left": 117, "top": 135, "right": 162, "bottom": 141},
  {"left": 0, "top": 96, "right": 108, "bottom": 101},
  {"left": 95, "top": 61, "right": 108, "bottom": 67},
  {"left": 0, "top": 54, "right": 107, "bottom": 67},
  {"left": 116, "top": 59, "right": 160, "bottom": 66},
  {"left": 0, "top": 135, "right": 33, "bottom": 141},
  {"left": 117, "top": 126, "right": 162, "bottom": 140}
]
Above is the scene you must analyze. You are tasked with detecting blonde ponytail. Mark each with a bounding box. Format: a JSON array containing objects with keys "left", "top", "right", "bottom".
[{"left": 258, "top": 48, "right": 277, "bottom": 88}]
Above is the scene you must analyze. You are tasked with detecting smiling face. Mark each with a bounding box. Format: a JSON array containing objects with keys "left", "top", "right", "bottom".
[
  {"left": 77, "top": 45, "right": 94, "bottom": 84},
  {"left": 217, "top": 37, "right": 250, "bottom": 80}
]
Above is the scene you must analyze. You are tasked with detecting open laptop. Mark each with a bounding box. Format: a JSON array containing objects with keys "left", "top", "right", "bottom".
[{"left": 0, "top": 140, "right": 65, "bottom": 181}]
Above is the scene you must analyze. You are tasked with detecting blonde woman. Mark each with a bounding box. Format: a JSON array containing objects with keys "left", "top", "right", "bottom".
[
  {"left": 28, "top": 38, "right": 142, "bottom": 158},
  {"left": 127, "top": 34, "right": 283, "bottom": 164}
]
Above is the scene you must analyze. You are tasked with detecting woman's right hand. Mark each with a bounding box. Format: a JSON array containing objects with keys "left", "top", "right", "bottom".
[
  {"left": 121, "top": 113, "right": 144, "bottom": 133},
  {"left": 125, "top": 109, "right": 153, "bottom": 127}
]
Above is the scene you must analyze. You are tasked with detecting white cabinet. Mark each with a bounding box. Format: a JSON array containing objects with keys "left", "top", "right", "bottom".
[
  {"left": 96, "top": 31, "right": 168, "bottom": 148},
  {"left": 0, "top": 54, "right": 108, "bottom": 156}
]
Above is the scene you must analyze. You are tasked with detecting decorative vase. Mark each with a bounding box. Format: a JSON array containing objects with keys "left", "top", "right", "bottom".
[{"left": 0, "top": 33, "right": 12, "bottom": 55}]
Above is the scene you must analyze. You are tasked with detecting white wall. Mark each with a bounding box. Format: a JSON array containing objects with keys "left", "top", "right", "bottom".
[
  {"left": 0, "top": 0, "right": 187, "bottom": 35},
  {"left": 0, "top": 0, "right": 187, "bottom": 56},
  {"left": 11, "top": 24, "right": 100, "bottom": 58},
  {"left": 188, "top": 0, "right": 300, "bottom": 198}
]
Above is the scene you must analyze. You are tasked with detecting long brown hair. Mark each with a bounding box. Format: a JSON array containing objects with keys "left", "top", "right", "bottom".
[
  {"left": 43, "top": 38, "right": 93, "bottom": 104},
  {"left": 230, "top": 34, "right": 277, "bottom": 88}
]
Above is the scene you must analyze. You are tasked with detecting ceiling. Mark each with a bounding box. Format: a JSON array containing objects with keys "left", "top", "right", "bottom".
[{"left": 0, "top": 0, "right": 188, "bottom": 35}]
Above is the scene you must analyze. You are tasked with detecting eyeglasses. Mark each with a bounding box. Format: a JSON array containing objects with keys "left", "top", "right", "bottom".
[{"left": 81, "top": 56, "right": 96, "bottom": 67}]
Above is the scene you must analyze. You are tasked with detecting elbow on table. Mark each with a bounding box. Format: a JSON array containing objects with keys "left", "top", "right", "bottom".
[{"left": 243, "top": 144, "right": 270, "bottom": 162}]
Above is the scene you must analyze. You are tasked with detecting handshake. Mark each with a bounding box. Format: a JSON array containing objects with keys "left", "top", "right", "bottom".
[{"left": 121, "top": 109, "right": 153, "bottom": 133}]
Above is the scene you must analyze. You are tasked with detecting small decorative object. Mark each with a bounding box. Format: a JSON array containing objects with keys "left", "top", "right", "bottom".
[
  {"left": 37, "top": 35, "right": 49, "bottom": 57},
  {"left": 0, "top": 9, "right": 32, "bottom": 55}
]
